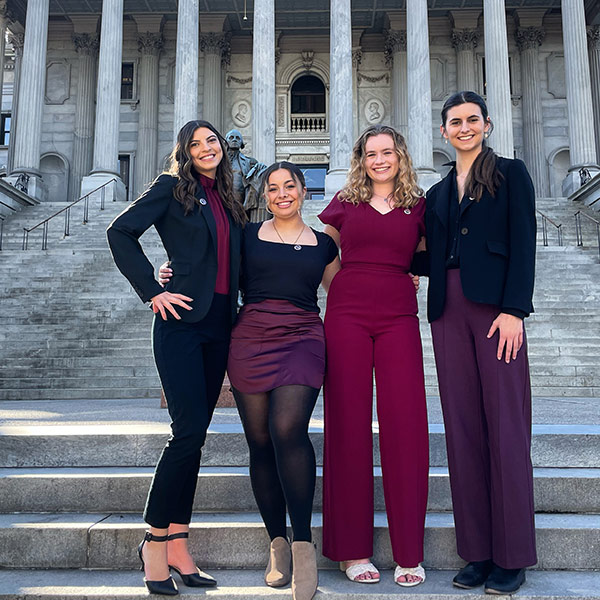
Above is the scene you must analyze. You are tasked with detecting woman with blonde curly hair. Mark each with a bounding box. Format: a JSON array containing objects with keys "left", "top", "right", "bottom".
[{"left": 318, "top": 124, "right": 428, "bottom": 587}]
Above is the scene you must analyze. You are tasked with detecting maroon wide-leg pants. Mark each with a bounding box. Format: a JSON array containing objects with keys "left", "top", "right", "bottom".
[
  {"left": 322, "top": 267, "right": 429, "bottom": 567},
  {"left": 431, "top": 269, "right": 537, "bottom": 569}
]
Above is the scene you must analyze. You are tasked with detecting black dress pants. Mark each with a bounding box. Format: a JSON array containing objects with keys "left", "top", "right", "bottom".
[{"left": 144, "top": 293, "right": 231, "bottom": 528}]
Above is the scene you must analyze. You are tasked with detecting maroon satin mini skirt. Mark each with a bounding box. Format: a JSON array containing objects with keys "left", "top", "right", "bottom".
[{"left": 227, "top": 299, "right": 326, "bottom": 393}]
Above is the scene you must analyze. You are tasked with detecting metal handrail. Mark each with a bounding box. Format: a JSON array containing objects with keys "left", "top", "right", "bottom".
[
  {"left": 22, "top": 178, "right": 116, "bottom": 250},
  {"left": 575, "top": 210, "right": 600, "bottom": 261},
  {"left": 536, "top": 209, "right": 563, "bottom": 247},
  {"left": 0, "top": 198, "right": 18, "bottom": 251}
]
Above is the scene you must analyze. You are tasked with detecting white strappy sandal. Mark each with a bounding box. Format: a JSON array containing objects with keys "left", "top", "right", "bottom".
[
  {"left": 394, "top": 563, "right": 426, "bottom": 587},
  {"left": 340, "top": 561, "right": 380, "bottom": 583}
]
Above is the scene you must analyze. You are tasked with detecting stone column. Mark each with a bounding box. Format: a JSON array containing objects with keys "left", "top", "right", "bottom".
[
  {"left": 6, "top": 31, "right": 24, "bottom": 174},
  {"left": 8, "top": 0, "right": 49, "bottom": 200},
  {"left": 325, "top": 0, "right": 353, "bottom": 197},
  {"left": 483, "top": 0, "right": 513, "bottom": 159},
  {"left": 135, "top": 31, "right": 163, "bottom": 197},
  {"left": 450, "top": 10, "right": 481, "bottom": 92},
  {"left": 173, "top": 0, "right": 199, "bottom": 141},
  {"left": 70, "top": 28, "right": 99, "bottom": 201},
  {"left": 561, "top": 0, "right": 598, "bottom": 194},
  {"left": 201, "top": 32, "right": 229, "bottom": 131},
  {"left": 0, "top": 2, "right": 12, "bottom": 114},
  {"left": 587, "top": 26, "right": 600, "bottom": 168},
  {"left": 407, "top": 0, "right": 439, "bottom": 190},
  {"left": 516, "top": 22, "right": 548, "bottom": 196},
  {"left": 80, "top": 0, "right": 125, "bottom": 201},
  {"left": 251, "top": 0, "right": 275, "bottom": 165},
  {"left": 352, "top": 31, "right": 362, "bottom": 139},
  {"left": 385, "top": 27, "right": 407, "bottom": 137}
]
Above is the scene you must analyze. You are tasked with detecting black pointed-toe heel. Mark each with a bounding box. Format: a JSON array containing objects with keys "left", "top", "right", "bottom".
[
  {"left": 167, "top": 531, "right": 217, "bottom": 587},
  {"left": 138, "top": 531, "right": 179, "bottom": 596}
]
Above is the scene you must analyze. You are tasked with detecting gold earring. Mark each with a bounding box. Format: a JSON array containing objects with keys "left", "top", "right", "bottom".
[{"left": 266, "top": 203, "right": 274, "bottom": 215}]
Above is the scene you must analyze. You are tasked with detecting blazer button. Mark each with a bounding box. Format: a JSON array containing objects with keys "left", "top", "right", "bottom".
[{"left": 461, "top": 227, "right": 469, "bottom": 235}]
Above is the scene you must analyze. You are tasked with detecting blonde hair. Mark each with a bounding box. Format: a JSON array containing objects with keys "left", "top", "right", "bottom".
[{"left": 340, "top": 125, "right": 423, "bottom": 208}]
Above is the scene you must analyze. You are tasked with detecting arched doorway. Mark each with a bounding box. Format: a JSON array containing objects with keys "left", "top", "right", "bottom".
[
  {"left": 290, "top": 75, "right": 326, "bottom": 133},
  {"left": 433, "top": 150, "right": 453, "bottom": 179},
  {"left": 550, "top": 148, "right": 570, "bottom": 197},
  {"left": 40, "top": 153, "right": 69, "bottom": 202}
]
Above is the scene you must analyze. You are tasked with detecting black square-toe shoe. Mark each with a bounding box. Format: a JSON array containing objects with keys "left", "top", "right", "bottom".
[
  {"left": 484, "top": 566, "right": 526, "bottom": 595},
  {"left": 453, "top": 560, "right": 494, "bottom": 589}
]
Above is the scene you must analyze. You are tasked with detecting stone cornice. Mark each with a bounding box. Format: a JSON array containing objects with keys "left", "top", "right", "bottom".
[
  {"left": 515, "top": 26, "right": 545, "bottom": 52},
  {"left": 73, "top": 32, "right": 99, "bottom": 55},
  {"left": 384, "top": 29, "right": 406, "bottom": 65},
  {"left": 451, "top": 29, "right": 480, "bottom": 51},
  {"left": 137, "top": 32, "right": 164, "bottom": 55},
  {"left": 588, "top": 26, "right": 600, "bottom": 51}
]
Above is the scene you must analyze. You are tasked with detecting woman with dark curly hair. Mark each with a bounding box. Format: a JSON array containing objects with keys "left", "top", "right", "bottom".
[
  {"left": 107, "top": 120, "right": 246, "bottom": 596},
  {"left": 319, "top": 125, "right": 429, "bottom": 587}
]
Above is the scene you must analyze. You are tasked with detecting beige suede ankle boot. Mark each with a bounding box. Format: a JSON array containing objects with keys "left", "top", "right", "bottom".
[
  {"left": 291, "top": 541, "right": 318, "bottom": 600},
  {"left": 264, "top": 537, "right": 291, "bottom": 587}
]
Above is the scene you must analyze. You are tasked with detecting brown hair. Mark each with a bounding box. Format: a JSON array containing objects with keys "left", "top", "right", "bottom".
[
  {"left": 167, "top": 120, "right": 246, "bottom": 224},
  {"left": 441, "top": 91, "right": 503, "bottom": 201},
  {"left": 340, "top": 124, "right": 422, "bottom": 208}
]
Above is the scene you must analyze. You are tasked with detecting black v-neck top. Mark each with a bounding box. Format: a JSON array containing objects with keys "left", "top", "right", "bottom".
[{"left": 241, "top": 222, "right": 339, "bottom": 313}]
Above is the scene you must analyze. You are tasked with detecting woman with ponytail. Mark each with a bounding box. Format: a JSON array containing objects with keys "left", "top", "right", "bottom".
[
  {"left": 107, "top": 120, "right": 245, "bottom": 595},
  {"left": 422, "top": 91, "right": 537, "bottom": 594}
]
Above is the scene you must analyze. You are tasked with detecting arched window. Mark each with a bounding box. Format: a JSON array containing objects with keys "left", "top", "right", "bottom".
[{"left": 290, "top": 75, "right": 326, "bottom": 132}]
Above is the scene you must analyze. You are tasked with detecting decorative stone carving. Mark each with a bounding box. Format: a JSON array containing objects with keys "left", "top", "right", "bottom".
[
  {"left": 364, "top": 98, "right": 384, "bottom": 124},
  {"left": 588, "top": 25, "right": 600, "bottom": 50},
  {"left": 301, "top": 49, "right": 314, "bottom": 71},
  {"left": 277, "top": 95, "right": 285, "bottom": 128},
  {"left": 0, "top": 1, "right": 15, "bottom": 23},
  {"left": 8, "top": 32, "right": 25, "bottom": 56},
  {"left": 352, "top": 48, "right": 362, "bottom": 69},
  {"left": 275, "top": 48, "right": 281, "bottom": 65},
  {"left": 384, "top": 29, "right": 406, "bottom": 66},
  {"left": 227, "top": 74, "right": 253, "bottom": 85},
  {"left": 137, "top": 32, "right": 163, "bottom": 56},
  {"left": 451, "top": 29, "right": 480, "bottom": 51},
  {"left": 515, "top": 26, "right": 545, "bottom": 52},
  {"left": 357, "top": 72, "right": 389, "bottom": 84},
  {"left": 232, "top": 99, "right": 251, "bottom": 127},
  {"left": 430, "top": 57, "right": 447, "bottom": 100},
  {"left": 73, "top": 32, "right": 99, "bottom": 55},
  {"left": 45, "top": 60, "right": 71, "bottom": 104}
]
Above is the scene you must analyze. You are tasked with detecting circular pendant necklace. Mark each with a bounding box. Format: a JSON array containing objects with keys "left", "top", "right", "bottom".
[{"left": 272, "top": 221, "right": 306, "bottom": 251}]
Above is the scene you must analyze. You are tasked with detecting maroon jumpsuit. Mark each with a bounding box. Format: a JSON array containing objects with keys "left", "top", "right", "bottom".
[{"left": 319, "top": 193, "right": 429, "bottom": 567}]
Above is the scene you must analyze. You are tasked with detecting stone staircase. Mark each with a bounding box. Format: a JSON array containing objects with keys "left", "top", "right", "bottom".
[
  {"left": 1, "top": 195, "right": 600, "bottom": 400},
  {"left": 0, "top": 195, "right": 599, "bottom": 598}
]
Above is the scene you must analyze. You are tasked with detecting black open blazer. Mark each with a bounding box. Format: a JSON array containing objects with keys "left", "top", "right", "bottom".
[
  {"left": 107, "top": 173, "right": 242, "bottom": 324},
  {"left": 421, "top": 156, "right": 536, "bottom": 323}
]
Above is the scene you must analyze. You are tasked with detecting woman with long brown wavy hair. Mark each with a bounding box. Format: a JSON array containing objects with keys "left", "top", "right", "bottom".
[
  {"left": 107, "top": 119, "right": 246, "bottom": 596},
  {"left": 318, "top": 124, "right": 429, "bottom": 587}
]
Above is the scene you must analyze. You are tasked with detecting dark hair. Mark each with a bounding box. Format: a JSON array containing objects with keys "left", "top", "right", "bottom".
[
  {"left": 261, "top": 161, "right": 307, "bottom": 193},
  {"left": 167, "top": 120, "right": 246, "bottom": 225},
  {"left": 441, "top": 91, "right": 503, "bottom": 201}
]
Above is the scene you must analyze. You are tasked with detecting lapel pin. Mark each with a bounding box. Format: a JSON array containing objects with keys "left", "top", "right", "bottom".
[
  {"left": 404, "top": 208, "right": 411, "bottom": 214},
  {"left": 199, "top": 198, "right": 207, "bottom": 205}
]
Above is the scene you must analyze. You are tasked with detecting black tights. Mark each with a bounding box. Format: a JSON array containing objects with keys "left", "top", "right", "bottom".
[{"left": 233, "top": 385, "right": 319, "bottom": 542}]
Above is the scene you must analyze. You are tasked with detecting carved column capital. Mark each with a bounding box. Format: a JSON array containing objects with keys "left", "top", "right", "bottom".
[
  {"left": 8, "top": 32, "right": 25, "bottom": 56},
  {"left": 200, "top": 32, "right": 231, "bottom": 66},
  {"left": 73, "top": 32, "right": 100, "bottom": 56},
  {"left": 451, "top": 28, "right": 480, "bottom": 51},
  {"left": 137, "top": 32, "right": 164, "bottom": 56},
  {"left": 352, "top": 48, "right": 363, "bottom": 69},
  {"left": 384, "top": 29, "right": 406, "bottom": 65},
  {"left": 515, "top": 26, "right": 545, "bottom": 52},
  {"left": 588, "top": 25, "right": 600, "bottom": 51}
]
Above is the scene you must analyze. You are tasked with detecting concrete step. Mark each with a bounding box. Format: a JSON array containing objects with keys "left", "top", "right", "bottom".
[
  {"left": 0, "top": 569, "right": 598, "bottom": 600},
  {"left": 0, "top": 511, "right": 597, "bottom": 570},
  {"left": 1, "top": 424, "right": 598, "bottom": 469},
  {"left": 0, "top": 466, "right": 597, "bottom": 515}
]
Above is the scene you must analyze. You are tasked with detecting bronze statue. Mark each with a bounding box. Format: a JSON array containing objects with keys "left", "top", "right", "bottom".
[{"left": 226, "top": 129, "right": 269, "bottom": 222}]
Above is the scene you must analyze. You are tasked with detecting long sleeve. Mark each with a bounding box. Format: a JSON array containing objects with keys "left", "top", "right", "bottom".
[{"left": 106, "top": 174, "right": 174, "bottom": 303}]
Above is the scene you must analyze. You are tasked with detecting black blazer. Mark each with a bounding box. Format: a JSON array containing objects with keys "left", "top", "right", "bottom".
[
  {"left": 107, "top": 173, "right": 242, "bottom": 324},
  {"left": 422, "top": 157, "right": 536, "bottom": 323}
]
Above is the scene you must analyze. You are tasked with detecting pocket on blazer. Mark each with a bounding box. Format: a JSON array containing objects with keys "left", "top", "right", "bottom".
[{"left": 486, "top": 240, "right": 509, "bottom": 257}]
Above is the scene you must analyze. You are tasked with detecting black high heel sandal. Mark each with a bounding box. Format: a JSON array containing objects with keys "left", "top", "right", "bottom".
[
  {"left": 167, "top": 531, "right": 217, "bottom": 587},
  {"left": 138, "top": 531, "right": 179, "bottom": 596}
]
